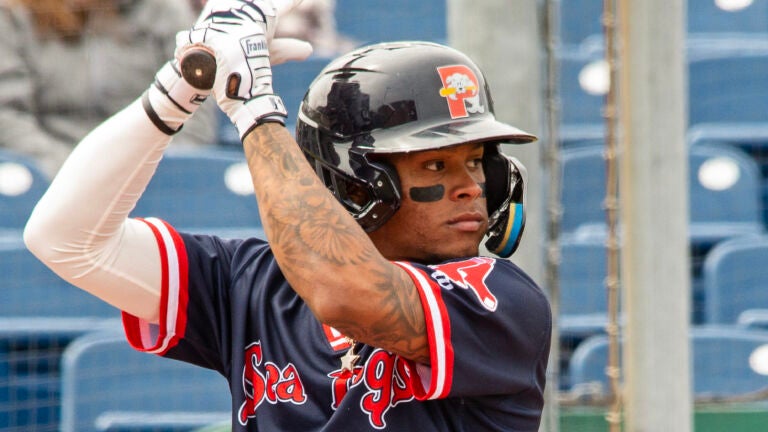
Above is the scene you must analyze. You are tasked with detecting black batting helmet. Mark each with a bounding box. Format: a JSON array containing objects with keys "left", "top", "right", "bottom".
[{"left": 295, "top": 41, "right": 536, "bottom": 257}]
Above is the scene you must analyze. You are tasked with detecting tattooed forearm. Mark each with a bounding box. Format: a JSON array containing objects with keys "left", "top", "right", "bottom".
[
  {"left": 338, "top": 264, "right": 429, "bottom": 362},
  {"left": 242, "top": 123, "right": 429, "bottom": 363},
  {"left": 243, "top": 123, "right": 375, "bottom": 266}
]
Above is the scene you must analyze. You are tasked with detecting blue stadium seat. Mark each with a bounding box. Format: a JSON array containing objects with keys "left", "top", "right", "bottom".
[
  {"left": 558, "top": 0, "right": 768, "bottom": 55},
  {"left": 558, "top": 0, "right": 604, "bottom": 51},
  {"left": 130, "top": 148, "right": 265, "bottom": 240},
  {"left": 560, "top": 136, "right": 605, "bottom": 150},
  {"left": 561, "top": 143, "right": 763, "bottom": 323},
  {"left": 0, "top": 242, "right": 119, "bottom": 431},
  {"left": 689, "top": 122, "right": 768, "bottom": 167},
  {"left": 559, "top": 145, "right": 607, "bottom": 234},
  {"left": 688, "top": 0, "right": 768, "bottom": 38},
  {"left": 568, "top": 325, "right": 768, "bottom": 397},
  {"left": 688, "top": 123, "right": 768, "bottom": 227},
  {"left": 688, "top": 143, "right": 764, "bottom": 246},
  {"left": 334, "top": 0, "right": 446, "bottom": 46},
  {"left": 556, "top": 235, "right": 620, "bottom": 390},
  {"left": 60, "top": 330, "right": 230, "bottom": 432},
  {"left": 738, "top": 309, "right": 768, "bottom": 330},
  {"left": 557, "top": 51, "right": 606, "bottom": 135},
  {"left": 561, "top": 143, "right": 763, "bottom": 243},
  {"left": 558, "top": 236, "right": 614, "bottom": 339},
  {"left": 0, "top": 242, "right": 117, "bottom": 319},
  {"left": 0, "top": 149, "right": 50, "bottom": 243},
  {"left": 688, "top": 52, "right": 768, "bottom": 127},
  {"left": 703, "top": 235, "right": 768, "bottom": 324}
]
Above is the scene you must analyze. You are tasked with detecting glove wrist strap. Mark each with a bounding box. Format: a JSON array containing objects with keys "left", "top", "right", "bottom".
[
  {"left": 142, "top": 91, "right": 180, "bottom": 135},
  {"left": 143, "top": 61, "right": 212, "bottom": 135},
  {"left": 231, "top": 94, "right": 288, "bottom": 138}
]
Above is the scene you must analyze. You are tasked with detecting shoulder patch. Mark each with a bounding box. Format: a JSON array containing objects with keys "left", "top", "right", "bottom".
[{"left": 429, "top": 257, "right": 498, "bottom": 311}]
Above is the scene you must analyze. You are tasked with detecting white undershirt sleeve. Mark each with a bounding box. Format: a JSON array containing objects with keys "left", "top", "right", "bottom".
[{"left": 24, "top": 98, "right": 177, "bottom": 323}]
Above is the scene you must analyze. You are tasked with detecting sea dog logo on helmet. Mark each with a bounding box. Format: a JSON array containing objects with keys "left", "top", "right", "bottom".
[{"left": 437, "top": 65, "right": 486, "bottom": 119}]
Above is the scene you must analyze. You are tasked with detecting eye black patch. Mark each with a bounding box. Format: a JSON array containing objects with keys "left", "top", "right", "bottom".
[{"left": 409, "top": 184, "right": 445, "bottom": 202}]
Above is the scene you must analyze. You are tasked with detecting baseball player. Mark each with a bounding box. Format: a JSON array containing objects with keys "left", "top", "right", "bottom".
[{"left": 24, "top": 0, "right": 552, "bottom": 430}]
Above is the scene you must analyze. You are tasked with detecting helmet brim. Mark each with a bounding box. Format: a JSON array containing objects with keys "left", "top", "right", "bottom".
[{"left": 362, "top": 117, "right": 537, "bottom": 153}]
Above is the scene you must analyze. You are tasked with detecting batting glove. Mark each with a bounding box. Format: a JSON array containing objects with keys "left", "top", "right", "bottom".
[{"left": 178, "top": 0, "right": 312, "bottom": 138}]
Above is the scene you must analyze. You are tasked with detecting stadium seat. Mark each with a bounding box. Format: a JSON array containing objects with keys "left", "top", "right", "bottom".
[
  {"left": 561, "top": 143, "right": 763, "bottom": 323},
  {"left": 703, "top": 235, "right": 768, "bottom": 324},
  {"left": 559, "top": 145, "right": 607, "bottom": 234},
  {"left": 688, "top": 143, "right": 764, "bottom": 246},
  {"left": 557, "top": 51, "right": 607, "bottom": 137},
  {"left": 334, "top": 0, "right": 446, "bottom": 46},
  {"left": 0, "top": 242, "right": 119, "bottom": 431},
  {"left": 557, "top": 0, "right": 768, "bottom": 55},
  {"left": 688, "top": 52, "right": 768, "bottom": 127},
  {"left": 688, "top": 123, "right": 768, "bottom": 227},
  {"left": 558, "top": 236, "right": 615, "bottom": 339},
  {"left": 561, "top": 143, "right": 763, "bottom": 243},
  {"left": 688, "top": 0, "right": 768, "bottom": 39},
  {"left": 568, "top": 325, "right": 768, "bottom": 398},
  {"left": 60, "top": 329, "right": 230, "bottom": 432},
  {"left": 129, "top": 148, "right": 265, "bottom": 240},
  {"left": 556, "top": 235, "right": 622, "bottom": 390},
  {"left": 558, "top": 0, "right": 604, "bottom": 51},
  {"left": 560, "top": 136, "right": 605, "bottom": 150},
  {"left": 0, "top": 149, "right": 50, "bottom": 243},
  {"left": 689, "top": 122, "right": 768, "bottom": 167},
  {"left": 738, "top": 309, "right": 768, "bottom": 330},
  {"left": 687, "top": 1, "right": 768, "bottom": 57},
  {"left": 0, "top": 242, "right": 117, "bottom": 319}
]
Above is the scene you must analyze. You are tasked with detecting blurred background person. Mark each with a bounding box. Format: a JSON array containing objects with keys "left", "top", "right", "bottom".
[{"left": 0, "top": 0, "right": 219, "bottom": 177}]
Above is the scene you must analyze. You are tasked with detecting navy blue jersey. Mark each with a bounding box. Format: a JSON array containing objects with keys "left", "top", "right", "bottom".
[{"left": 122, "top": 218, "right": 551, "bottom": 431}]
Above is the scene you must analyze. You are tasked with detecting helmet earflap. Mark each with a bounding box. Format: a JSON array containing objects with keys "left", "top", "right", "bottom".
[
  {"left": 297, "top": 118, "right": 402, "bottom": 232},
  {"left": 483, "top": 145, "right": 526, "bottom": 258},
  {"left": 344, "top": 152, "right": 401, "bottom": 232}
]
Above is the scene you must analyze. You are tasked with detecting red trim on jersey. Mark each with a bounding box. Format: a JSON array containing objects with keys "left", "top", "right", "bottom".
[
  {"left": 323, "top": 324, "right": 353, "bottom": 352},
  {"left": 394, "top": 261, "right": 454, "bottom": 400},
  {"left": 122, "top": 218, "right": 189, "bottom": 355}
]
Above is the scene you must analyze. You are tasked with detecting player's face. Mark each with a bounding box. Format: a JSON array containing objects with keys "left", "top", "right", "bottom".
[{"left": 368, "top": 142, "right": 488, "bottom": 263}]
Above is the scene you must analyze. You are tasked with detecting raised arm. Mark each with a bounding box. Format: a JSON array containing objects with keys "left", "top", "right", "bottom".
[
  {"left": 23, "top": 43, "right": 213, "bottom": 323},
  {"left": 197, "top": 0, "right": 429, "bottom": 363},
  {"left": 23, "top": 0, "right": 316, "bottom": 324},
  {"left": 247, "top": 125, "right": 429, "bottom": 363}
]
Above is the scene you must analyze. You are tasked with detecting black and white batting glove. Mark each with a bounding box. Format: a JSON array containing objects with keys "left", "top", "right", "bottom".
[
  {"left": 142, "top": 59, "right": 212, "bottom": 135},
  {"left": 178, "top": 0, "right": 312, "bottom": 138}
]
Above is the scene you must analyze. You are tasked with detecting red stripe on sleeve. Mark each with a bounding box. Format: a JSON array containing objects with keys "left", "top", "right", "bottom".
[
  {"left": 394, "top": 261, "right": 454, "bottom": 400},
  {"left": 122, "top": 218, "right": 188, "bottom": 355}
]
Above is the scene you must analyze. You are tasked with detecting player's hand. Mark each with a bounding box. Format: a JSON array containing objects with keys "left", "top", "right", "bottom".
[{"left": 177, "top": 0, "right": 312, "bottom": 138}]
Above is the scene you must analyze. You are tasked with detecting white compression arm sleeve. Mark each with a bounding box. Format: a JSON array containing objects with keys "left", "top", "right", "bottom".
[{"left": 24, "top": 98, "right": 172, "bottom": 323}]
